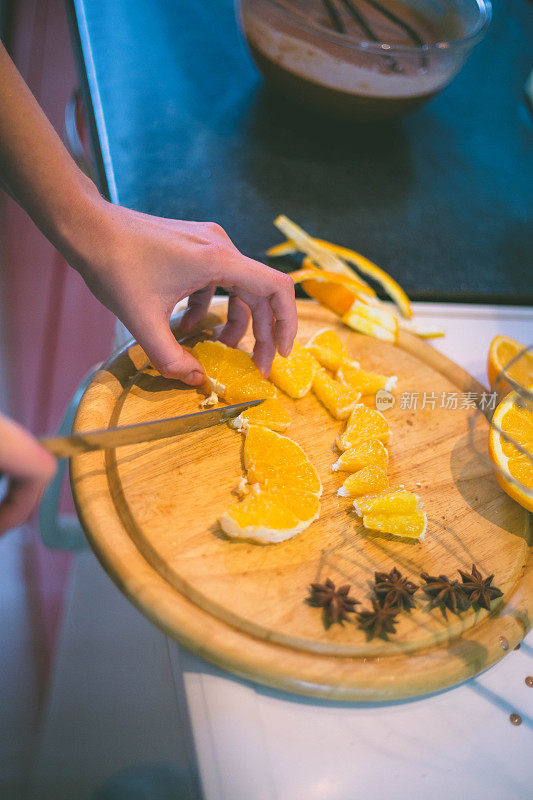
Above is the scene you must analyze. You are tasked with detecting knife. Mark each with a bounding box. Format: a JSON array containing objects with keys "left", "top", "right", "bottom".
[{"left": 40, "top": 400, "right": 264, "bottom": 458}]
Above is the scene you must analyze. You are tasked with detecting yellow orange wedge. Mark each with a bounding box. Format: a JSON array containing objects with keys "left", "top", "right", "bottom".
[
  {"left": 220, "top": 426, "right": 322, "bottom": 543},
  {"left": 305, "top": 328, "right": 353, "bottom": 371},
  {"left": 269, "top": 341, "right": 320, "bottom": 399},
  {"left": 488, "top": 390, "right": 533, "bottom": 512},
  {"left": 229, "top": 398, "right": 290, "bottom": 433},
  {"left": 338, "top": 465, "right": 389, "bottom": 498},
  {"left": 354, "top": 490, "right": 426, "bottom": 541},
  {"left": 337, "top": 404, "right": 391, "bottom": 451},
  {"left": 312, "top": 369, "right": 361, "bottom": 420},
  {"left": 244, "top": 425, "right": 322, "bottom": 496},
  {"left": 337, "top": 361, "right": 397, "bottom": 397},
  {"left": 193, "top": 341, "right": 276, "bottom": 403},
  {"left": 332, "top": 439, "right": 389, "bottom": 473},
  {"left": 487, "top": 335, "right": 533, "bottom": 396}
]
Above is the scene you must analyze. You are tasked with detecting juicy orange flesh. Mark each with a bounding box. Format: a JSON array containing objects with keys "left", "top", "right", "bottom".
[
  {"left": 337, "top": 405, "right": 390, "bottom": 450},
  {"left": 363, "top": 512, "right": 426, "bottom": 539},
  {"left": 499, "top": 405, "right": 533, "bottom": 490},
  {"left": 244, "top": 426, "right": 322, "bottom": 496},
  {"left": 333, "top": 439, "right": 389, "bottom": 472},
  {"left": 355, "top": 490, "right": 420, "bottom": 516},
  {"left": 312, "top": 369, "right": 359, "bottom": 420},
  {"left": 193, "top": 341, "right": 276, "bottom": 403},
  {"left": 337, "top": 362, "right": 393, "bottom": 395},
  {"left": 269, "top": 342, "right": 320, "bottom": 399},
  {"left": 233, "top": 398, "right": 290, "bottom": 432},
  {"left": 341, "top": 466, "right": 389, "bottom": 497},
  {"left": 492, "top": 339, "right": 533, "bottom": 389},
  {"left": 305, "top": 329, "right": 350, "bottom": 371}
]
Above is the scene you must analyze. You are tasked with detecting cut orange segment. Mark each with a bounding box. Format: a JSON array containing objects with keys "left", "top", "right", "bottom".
[
  {"left": 305, "top": 328, "right": 353, "bottom": 371},
  {"left": 337, "top": 404, "right": 391, "bottom": 451},
  {"left": 332, "top": 439, "right": 389, "bottom": 473},
  {"left": 353, "top": 490, "right": 426, "bottom": 541},
  {"left": 353, "top": 490, "right": 420, "bottom": 517},
  {"left": 220, "top": 486, "right": 320, "bottom": 544},
  {"left": 362, "top": 512, "right": 427, "bottom": 540},
  {"left": 487, "top": 335, "right": 533, "bottom": 396},
  {"left": 312, "top": 369, "right": 361, "bottom": 420},
  {"left": 244, "top": 425, "right": 322, "bottom": 496},
  {"left": 229, "top": 398, "right": 291, "bottom": 433},
  {"left": 269, "top": 341, "right": 320, "bottom": 399},
  {"left": 337, "top": 362, "right": 397, "bottom": 396},
  {"left": 193, "top": 341, "right": 277, "bottom": 403},
  {"left": 337, "top": 465, "right": 389, "bottom": 498},
  {"left": 488, "top": 390, "right": 533, "bottom": 512}
]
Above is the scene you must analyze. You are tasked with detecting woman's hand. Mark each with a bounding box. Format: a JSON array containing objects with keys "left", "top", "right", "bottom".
[
  {"left": 66, "top": 200, "right": 298, "bottom": 385},
  {"left": 0, "top": 414, "right": 56, "bottom": 535}
]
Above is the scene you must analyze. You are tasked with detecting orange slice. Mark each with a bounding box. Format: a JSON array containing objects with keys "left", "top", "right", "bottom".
[
  {"left": 220, "top": 486, "right": 320, "bottom": 545},
  {"left": 487, "top": 335, "right": 533, "bottom": 396},
  {"left": 312, "top": 369, "right": 361, "bottom": 420},
  {"left": 488, "top": 390, "right": 533, "bottom": 512},
  {"left": 332, "top": 439, "right": 389, "bottom": 473},
  {"left": 337, "top": 404, "right": 391, "bottom": 451},
  {"left": 244, "top": 425, "right": 322, "bottom": 496},
  {"left": 229, "top": 398, "right": 291, "bottom": 433},
  {"left": 305, "top": 328, "right": 353, "bottom": 371},
  {"left": 337, "top": 465, "right": 389, "bottom": 498},
  {"left": 269, "top": 341, "right": 320, "bottom": 399},
  {"left": 337, "top": 362, "right": 397, "bottom": 397},
  {"left": 354, "top": 490, "right": 426, "bottom": 541},
  {"left": 193, "top": 341, "right": 277, "bottom": 403}
]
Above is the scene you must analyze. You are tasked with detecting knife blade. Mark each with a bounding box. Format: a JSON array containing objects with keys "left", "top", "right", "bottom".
[{"left": 40, "top": 399, "right": 264, "bottom": 458}]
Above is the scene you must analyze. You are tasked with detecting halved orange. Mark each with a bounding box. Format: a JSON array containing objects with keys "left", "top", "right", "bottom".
[
  {"left": 488, "top": 390, "right": 533, "bottom": 512},
  {"left": 487, "top": 335, "right": 533, "bottom": 397}
]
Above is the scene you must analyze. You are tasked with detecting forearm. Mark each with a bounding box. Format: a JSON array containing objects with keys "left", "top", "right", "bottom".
[{"left": 0, "top": 41, "right": 101, "bottom": 259}]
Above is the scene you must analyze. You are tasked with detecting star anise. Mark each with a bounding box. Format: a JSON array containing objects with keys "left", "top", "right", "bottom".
[
  {"left": 457, "top": 564, "right": 503, "bottom": 611},
  {"left": 357, "top": 597, "right": 399, "bottom": 640},
  {"left": 373, "top": 567, "right": 418, "bottom": 612},
  {"left": 420, "top": 572, "right": 471, "bottom": 615},
  {"left": 307, "top": 578, "right": 359, "bottom": 627}
]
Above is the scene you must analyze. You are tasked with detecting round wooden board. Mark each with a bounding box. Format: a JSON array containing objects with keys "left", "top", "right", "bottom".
[{"left": 71, "top": 301, "right": 532, "bottom": 700}]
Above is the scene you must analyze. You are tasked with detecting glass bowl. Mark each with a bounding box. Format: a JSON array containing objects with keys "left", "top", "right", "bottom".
[{"left": 238, "top": 0, "right": 492, "bottom": 119}]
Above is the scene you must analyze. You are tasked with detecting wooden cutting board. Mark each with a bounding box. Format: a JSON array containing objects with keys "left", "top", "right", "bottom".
[{"left": 71, "top": 301, "right": 531, "bottom": 700}]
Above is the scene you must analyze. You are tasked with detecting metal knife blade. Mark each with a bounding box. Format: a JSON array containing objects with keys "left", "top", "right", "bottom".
[{"left": 40, "top": 399, "right": 264, "bottom": 458}]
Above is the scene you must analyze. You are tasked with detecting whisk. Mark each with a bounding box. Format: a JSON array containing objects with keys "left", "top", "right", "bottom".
[{"left": 320, "top": 0, "right": 428, "bottom": 71}]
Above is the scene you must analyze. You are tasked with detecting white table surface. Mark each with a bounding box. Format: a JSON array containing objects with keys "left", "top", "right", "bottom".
[{"left": 33, "top": 303, "right": 533, "bottom": 800}]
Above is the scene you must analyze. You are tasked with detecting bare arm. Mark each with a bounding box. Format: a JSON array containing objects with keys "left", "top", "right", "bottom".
[{"left": 0, "top": 41, "right": 297, "bottom": 533}]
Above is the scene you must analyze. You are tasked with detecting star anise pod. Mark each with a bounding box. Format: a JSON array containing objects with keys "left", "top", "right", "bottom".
[
  {"left": 420, "top": 572, "right": 471, "bottom": 615},
  {"left": 307, "top": 578, "right": 359, "bottom": 627},
  {"left": 457, "top": 564, "right": 503, "bottom": 611},
  {"left": 373, "top": 567, "right": 418, "bottom": 612},
  {"left": 357, "top": 597, "right": 399, "bottom": 640}
]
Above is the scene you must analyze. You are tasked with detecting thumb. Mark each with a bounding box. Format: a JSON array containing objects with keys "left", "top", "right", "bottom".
[{"left": 131, "top": 312, "right": 205, "bottom": 386}]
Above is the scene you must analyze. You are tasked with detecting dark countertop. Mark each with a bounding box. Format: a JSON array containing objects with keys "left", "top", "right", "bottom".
[{"left": 69, "top": 0, "right": 533, "bottom": 303}]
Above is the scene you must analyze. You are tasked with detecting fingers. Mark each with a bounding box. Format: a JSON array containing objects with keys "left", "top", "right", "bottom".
[
  {"left": 130, "top": 308, "right": 205, "bottom": 385},
  {"left": 218, "top": 294, "right": 251, "bottom": 348},
  {"left": 0, "top": 415, "right": 56, "bottom": 535},
  {"left": 179, "top": 286, "right": 215, "bottom": 334},
  {"left": 219, "top": 256, "right": 297, "bottom": 358},
  {"left": 248, "top": 296, "right": 276, "bottom": 376}
]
